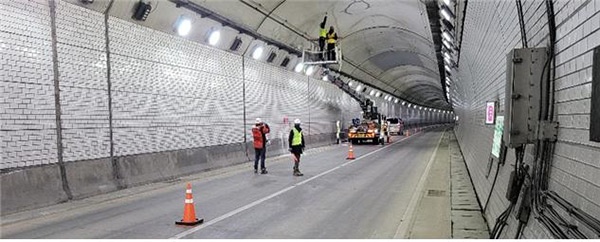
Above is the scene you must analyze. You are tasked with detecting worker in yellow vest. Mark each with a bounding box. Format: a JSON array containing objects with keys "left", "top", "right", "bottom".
[
  {"left": 288, "top": 119, "right": 306, "bottom": 176},
  {"left": 318, "top": 13, "right": 328, "bottom": 60},
  {"left": 326, "top": 26, "right": 338, "bottom": 61}
]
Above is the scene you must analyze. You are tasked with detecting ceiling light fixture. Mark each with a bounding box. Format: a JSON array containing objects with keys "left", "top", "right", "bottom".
[
  {"left": 175, "top": 16, "right": 192, "bottom": 36},
  {"left": 208, "top": 30, "right": 220, "bottom": 46},
  {"left": 442, "top": 31, "right": 453, "bottom": 42},
  {"left": 305, "top": 65, "right": 315, "bottom": 75},
  {"left": 445, "top": 65, "right": 452, "bottom": 73},
  {"left": 440, "top": 8, "right": 453, "bottom": 21},
  {"left": 294, "top": 62, "right": 304, "bottom": 73},
  {"left": 252, "top": 46, "right": 264, "bottom": 60}
]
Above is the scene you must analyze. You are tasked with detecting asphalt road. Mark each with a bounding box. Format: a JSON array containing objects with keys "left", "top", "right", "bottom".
[{"left": 1, "top": 128, "right": 445, "bottom": 239}]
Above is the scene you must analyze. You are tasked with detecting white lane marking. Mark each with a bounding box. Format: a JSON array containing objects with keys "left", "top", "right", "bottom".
[
  {"left": 394, "top": 131, "right": 445, "bottom": 239},
  {"left": 170, "top": 132, "right": 426, "bottom": 239}
]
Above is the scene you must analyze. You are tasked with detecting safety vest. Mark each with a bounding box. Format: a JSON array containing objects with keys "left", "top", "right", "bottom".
[
  {"left": 292, "top": 128, "right": 303, "bottom": 146},
  {"left": 252, "top": 124, "right": 270, "bottom": 148},
  {"left": 320, "top": 28, "right": 327, "bottom": 38},
  {"left": 327, "top": 33, "right": 336, "bottom": 44}
]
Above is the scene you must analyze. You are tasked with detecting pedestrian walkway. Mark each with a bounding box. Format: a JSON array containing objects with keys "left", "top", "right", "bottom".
[{"left": 404, "top": 130, "right": 489, "bottom": 239}]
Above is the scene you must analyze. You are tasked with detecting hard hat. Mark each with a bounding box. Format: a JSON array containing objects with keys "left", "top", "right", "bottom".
[
  {"left": 255, "top": 118, "right": 262, "bottom": 124},
  {"left": 294, "top": 119, "right": 301, "bottom": 124}
]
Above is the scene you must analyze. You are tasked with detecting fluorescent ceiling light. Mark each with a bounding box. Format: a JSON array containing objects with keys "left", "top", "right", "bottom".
[
  {"left": 322, "top": 75, "right": 328, "bottom": 81},
  {"left": 443, "top": 52, "right": 452, "bottom": 60},
  {"left": 443, "top": 0, "right": 453, "bottom": 7},
  {"left": 440, "top": 8, "right": 453, "bottom": 21},
  {"left": 356, "top": 84, "right": 363, "bottom": 92},
  {"left": 376, "top": 91, "right": 381, "bottom": 97},
  {"left": 445, "top": 65, "right": 452, "bottom": 73},
  {"left": 442, "top": 39, "right": 452, "bottom": 48},
  {"left": 305, "top": 65, "right": 315, "bottom": 75},
  {"left": 176, "top": 17, "right": 192, "bottom": 36},
  {"left": 252, "top": 46, "right": 264, "bottom": 60},
  {"left": 442, "top": 31, "right": 453, "bottom": 42},
  {"left": 208, "top": 30, "right": 220, "bottom": 46},
  {"left": 294, "top": 62, "right": 304, "bottom": 72},
  {"left": 348, "top": 81, "right": 353, "bottom": 87},
  {"left": 369, "top": 90, "right": 376, "bottom": 96}
]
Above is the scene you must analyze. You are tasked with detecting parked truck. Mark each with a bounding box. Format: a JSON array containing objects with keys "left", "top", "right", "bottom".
[{"left": 348, "top": 120, "right": 381, "bottom": 145}]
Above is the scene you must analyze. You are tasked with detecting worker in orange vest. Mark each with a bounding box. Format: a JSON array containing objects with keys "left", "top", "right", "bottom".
[{"left": 252, "top": 118, "right": 270, "bottom": 174}]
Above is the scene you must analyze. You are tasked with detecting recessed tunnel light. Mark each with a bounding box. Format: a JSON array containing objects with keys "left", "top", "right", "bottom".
[
  {"left": 440, "top": 8, "right": 453, "bottom": 21},
  {"left": 252, "top": 46, "right": 264, "bottom": 60},
  {"left": 443, "top": 52, "right": 452, "bottom": 61},
  {"left": 356, "top": 84, "right": 363, "bottom": 92},
  {"left": 175, "top": 17, "right": 192, "bottom": 36},
  {"left": 369, "top": 90, "right": 376, "bottom": 96},
  {"left": 442, "top": 31, "right": 453, "bottom": 42},
  {"left": 348, "top": 81, "right": 353, "bottom": 87},
  {"left": 322, "top": 75, "right": 329, "bottom": 81},
  {"left": 295, "top": 62, "right": 304, "bottom": 72},
  {"left": 208, "top": 30, "right": 220, "bottom": 46},
  {"left": 305, "top": 65, "right": 315, "bottom": 75}
]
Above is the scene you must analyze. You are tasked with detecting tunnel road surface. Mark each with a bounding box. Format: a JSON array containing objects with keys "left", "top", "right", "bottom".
[{"left": 1, "top": 128, "right": 446, "bottom": 239}]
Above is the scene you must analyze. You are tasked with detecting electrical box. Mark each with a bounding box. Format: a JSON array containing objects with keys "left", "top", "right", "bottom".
[
  {"left": 132, "top": 1, "right": 152, "bottom": 21},
  {"left": 503, "top": 48, "right": 547, "bottom": 148},
  {"left": 591, "top": 46, "right": 600, "bottom": 142}
]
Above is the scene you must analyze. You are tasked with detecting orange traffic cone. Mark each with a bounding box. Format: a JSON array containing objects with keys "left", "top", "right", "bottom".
[
  {"left": 175, "top": 183, "right": 204, "bottom": 226},
  {"left": 346, "top": 144, "right": 356, "bottom": 160}
]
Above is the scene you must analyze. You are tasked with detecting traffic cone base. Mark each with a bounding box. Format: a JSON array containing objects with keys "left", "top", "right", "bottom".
[{"left": 176, "top": 218, "right": 204, "bottom": 226}]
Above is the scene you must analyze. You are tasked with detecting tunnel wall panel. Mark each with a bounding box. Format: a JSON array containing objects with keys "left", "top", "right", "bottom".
[
  {"left": 0, "top": 0, "right": 58, "bottom": 170},
  {"left": 455, "top": 0, "right": 600, "bottom": 238},
  {"left": 56, "top": 0, "right": 111, "bottom": 163},
  {"left": 108, "top": 18, "right": 245, "bottom": 155},
  {"left": 0, "top": 0, "right": 362, "bottom": 214}
]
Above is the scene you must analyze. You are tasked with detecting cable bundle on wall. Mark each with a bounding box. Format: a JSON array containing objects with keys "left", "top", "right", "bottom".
[{"left": 491, "top": 0, "right": 600, "bottom": 239}]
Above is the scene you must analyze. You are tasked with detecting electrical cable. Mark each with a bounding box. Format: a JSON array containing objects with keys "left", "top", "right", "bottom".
[
  {"left": 483, "top": 160, "right": 501, "bottom": 212},
  {"left": 516, "top": 0, "right": 528, "bottom": 48}
]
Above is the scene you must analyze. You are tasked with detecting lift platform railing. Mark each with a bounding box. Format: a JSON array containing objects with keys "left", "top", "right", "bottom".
[{"left": 301, "top": 46, "right": 342, "bottom": 69}]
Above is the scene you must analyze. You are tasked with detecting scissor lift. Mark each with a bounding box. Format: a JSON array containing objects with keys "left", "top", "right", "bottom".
[{"left": 301, "top": 46, "right": 342, "bottom": 71}]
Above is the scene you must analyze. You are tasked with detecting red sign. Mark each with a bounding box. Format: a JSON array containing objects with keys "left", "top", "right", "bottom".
[{"left": 486, "top": 101, "right": 496, "bottom": 124}]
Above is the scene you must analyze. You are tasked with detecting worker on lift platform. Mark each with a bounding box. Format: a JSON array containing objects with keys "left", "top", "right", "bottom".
[{"left": 318, "top": 13, "right": 327, "bottom": 60}]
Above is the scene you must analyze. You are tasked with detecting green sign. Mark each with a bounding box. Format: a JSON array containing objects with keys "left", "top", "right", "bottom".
[{"left": 491, "top": 116, "right": 504, "bottom": 158}]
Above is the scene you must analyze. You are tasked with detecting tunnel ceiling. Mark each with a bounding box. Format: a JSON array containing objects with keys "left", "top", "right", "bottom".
[{"left": 189, "top": 0, "right": 449, "bottom": 109}]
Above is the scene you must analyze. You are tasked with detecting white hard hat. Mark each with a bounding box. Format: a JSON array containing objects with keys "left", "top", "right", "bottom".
[
  {"left": 255, "top": 118, "right": 262, "bottom": 124},
  {"left": 294, "top": 119, "right": 301, "bottom": 124}
]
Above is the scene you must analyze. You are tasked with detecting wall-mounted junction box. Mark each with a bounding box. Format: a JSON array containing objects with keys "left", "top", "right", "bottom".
[{"left": 503, "top": 48, "right": 547, "bottom": 148}]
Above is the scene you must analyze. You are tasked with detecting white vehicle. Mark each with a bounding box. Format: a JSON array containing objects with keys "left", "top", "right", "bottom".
[{"left": 386, "top": 117, "right": 404, "bottom": 135}]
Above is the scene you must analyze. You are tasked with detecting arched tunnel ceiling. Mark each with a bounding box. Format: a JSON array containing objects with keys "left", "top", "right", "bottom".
[{"left": 190, "top": 0, "right": 449, "bottom": 109}]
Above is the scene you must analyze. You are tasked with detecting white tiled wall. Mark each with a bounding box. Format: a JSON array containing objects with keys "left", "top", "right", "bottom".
[
  {"left": 0, "top": 0, "right": 362, "bottom": 169},
  {"left": 0, "top": 0, "right": 57, "bottom": 169},
  {"left": 55, "top": 0, "right": 110, "bottom": 162},
  {"left": 454, "top": 0, "right": 600, "bottom": 238}
]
